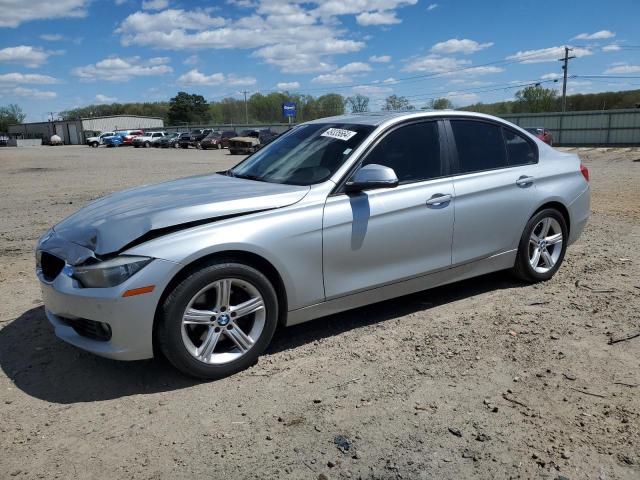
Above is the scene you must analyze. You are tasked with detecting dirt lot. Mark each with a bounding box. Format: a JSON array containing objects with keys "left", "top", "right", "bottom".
[{"left": 0, "top": 145, "right": 638, "bottom": 480}]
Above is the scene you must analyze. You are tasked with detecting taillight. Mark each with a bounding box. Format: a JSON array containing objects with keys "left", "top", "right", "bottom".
[{"left": 580, "top": 163, "right": 589, "bottom": 182}]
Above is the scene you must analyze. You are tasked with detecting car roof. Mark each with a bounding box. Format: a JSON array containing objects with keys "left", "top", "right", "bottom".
[{"left": 304, "top": 110, "right": 514, "bottom": 127}]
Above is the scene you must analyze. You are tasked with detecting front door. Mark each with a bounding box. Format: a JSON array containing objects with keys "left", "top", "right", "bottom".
[{"left": 322, "top": 120, "right": 455, "bottom": 299}]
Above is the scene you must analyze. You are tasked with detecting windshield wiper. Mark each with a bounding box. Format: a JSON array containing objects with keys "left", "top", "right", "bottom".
[{"left": 230, "top": 172, "right": 267, "bottom": 182}]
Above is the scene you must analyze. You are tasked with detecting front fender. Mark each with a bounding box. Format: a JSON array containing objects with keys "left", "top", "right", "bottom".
[{"left": 124, "top": 203, "right": 326, "bottom": 311}]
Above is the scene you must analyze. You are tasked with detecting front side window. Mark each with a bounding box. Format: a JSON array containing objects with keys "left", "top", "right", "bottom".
[
  {"left": 230, "top": 123, "right": 374, "bottom": 186},
  {"left": 503, "top": 129, "right": 536, "bottom": 166},
  {"left": 362, "top": 121, "right": 441, "bottom": 183},
  {"left": 450, "top": 120, "right": 507, "bottom": 173}
]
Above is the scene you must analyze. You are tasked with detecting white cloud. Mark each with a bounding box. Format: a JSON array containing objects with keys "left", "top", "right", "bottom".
[
  {"left": 369, "top": 55, "right": 391, "bottom": 63},
  {"left": 0, "top": 72, "right": 60, "bottom": 84},
  {"left": 507, "top": 46, "right": 592, "bottom": 63},
  {"left": 71, "top": 56, "right": 173, "bottom": 81},
  {"left": 177, "top": 69, "right": 256, "bottom": 86},
  {"left": 0, "top": 0, "right": 88, "bottom": 28},
  {"left": 95, "top": 94, "right": 118, "bottom": 103},
  {"left": 311, "top": 73, "right": 352, "bottom": 84},
  {"left": 141, "top": 0, "right": 169, "bottom": 10},
  {"left": 431, "top": 38, "right": 493, "bottom": 55},
  {"left": 446, "top": 91, "right": 478, "bottom": 105},
  {"left": 276, "top": 81, "right": 300, "bottom": 90},
  {"left": 352, "top": 84, "right": 393, "bottom": 95},
  {"left": 403, "top": 55, "right": 470, "bottom": 73},
  {"left": 0, "top": 46, "right": 50, "bottom": 68},
  {"left": 313, "top": 0, "right": 417, "bottom": 17},
  {"left": 427, "top": 3, "right": 437, "bottom": 10},
  {"left": 116, "top": 3, "right": 405, "bottom": 73},
  {"left": 540, "top": 72, "right": 562, "bottom": 80},
  {"left": 573, "top": 30, "right": 615, "bottom": 40},
  {"left": 382, "top": 77, "right": 398, "bottom": 84},
  {"left": 183, "top": 54, "right": 200, "bottom": 65},
  {"left": 356, "top": 11, "right": 401, "bottom": 26},
  {"left": 39, "top": 34, "right": 64, "bottom": 41},
  {"left": 602, "top": 44, "right": 621, "bottom": 52},
  {"left": 604, "top": 63, "right": 640, "bottom": 74},
  {"left": 311, "top": 62, "right": 371, "bottom": 84},
  {"left": 458, "top": 66, "right": 503, "bottom": 76},
  {"left": 11, "top": 87, "right": 57, "bottom": 99},
  {"left": 337, "top": 62, "right": 372, "bottom": 74}
]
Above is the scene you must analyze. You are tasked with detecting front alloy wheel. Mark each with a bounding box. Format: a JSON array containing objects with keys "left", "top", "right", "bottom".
[{"left": 159, "top": 261, "right": 278, "bottom": 379}]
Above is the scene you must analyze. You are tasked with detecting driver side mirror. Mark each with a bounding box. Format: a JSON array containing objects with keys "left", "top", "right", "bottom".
[{"left": 345, "top": 164, "right": 399, "bottom": 193}]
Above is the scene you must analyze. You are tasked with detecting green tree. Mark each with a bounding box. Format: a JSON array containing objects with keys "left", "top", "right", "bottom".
[
  {"left": 382, "top": 95, "right": 413, "bottom": 111},
  {"left": 0, "top": 104, "right": 26, "bottom": 132},
  {"left": 167, "top": 92, "right": 210, "bottom": 125},
  {"left": 346, "top": 94, "right": 370, "bottom": 113},
  {"left": 427, "top": 98, "right": 454, "bottom": 110},
  {"left": 513, "top": 86, "right": 559, "bottom": 113},
  {"left": 316, "top": 93, "right": 346, "bottom": 117}
]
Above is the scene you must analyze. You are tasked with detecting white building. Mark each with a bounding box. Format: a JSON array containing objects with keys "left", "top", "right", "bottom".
[{"left": 8, "top": 115, "right": 164, "bottom": 145}]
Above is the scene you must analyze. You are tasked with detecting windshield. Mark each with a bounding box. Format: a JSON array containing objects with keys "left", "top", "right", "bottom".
[{"left": 229, "top": 123, "right": 374, "bottom": 186}]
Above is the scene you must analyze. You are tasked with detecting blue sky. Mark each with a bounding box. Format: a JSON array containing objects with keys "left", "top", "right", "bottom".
[{"left": 1, "top": 0, "right": 639, "bottom": 121}]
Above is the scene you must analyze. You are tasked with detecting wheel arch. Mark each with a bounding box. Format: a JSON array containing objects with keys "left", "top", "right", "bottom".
[
  {"left": 152, "top": 250, "right": 289, "bottom": 357},
  {"left": 532, "top": 201, "right": 570, "bottom": 235}
]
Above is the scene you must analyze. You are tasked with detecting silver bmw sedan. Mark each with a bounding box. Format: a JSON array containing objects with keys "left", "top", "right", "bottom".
[{"left": 36, "top": 111, "right": 590, "bottom": 379}]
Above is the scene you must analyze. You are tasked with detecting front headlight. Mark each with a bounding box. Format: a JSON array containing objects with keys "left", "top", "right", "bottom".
[{"left": 70, "top": 256, "right": 152, "bottom": 288}]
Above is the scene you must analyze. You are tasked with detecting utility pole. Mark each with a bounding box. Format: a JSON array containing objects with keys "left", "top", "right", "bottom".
[
  {"left": 47, "top": 112, "right": 56, "bottom": 122},
  {"left": 242, "top": 90, "right": 249, "bottom": 124},
  {"left": 558, "top": 46, "right": 575, "bottom": 112}
]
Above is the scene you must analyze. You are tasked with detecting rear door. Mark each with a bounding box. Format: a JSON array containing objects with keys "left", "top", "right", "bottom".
[
  {"left": 322, "top": 120, "right": 455, "bottom": 298},
  {"left": 445, "top": 118, "right": 539, "bottom": 265}
]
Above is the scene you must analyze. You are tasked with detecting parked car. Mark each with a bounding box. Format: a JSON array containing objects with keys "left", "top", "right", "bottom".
[
  {"left": 525, "top": 127, "right": 553, "bottom": 146},
  {"left": 200, "top": 131, "right": 231, "bottom": 150},
  {"left": 178, "top": 129, "right": 213, "bottom": 149},
  {"left": 85, "top": 132, "right": 115, "bottom": 148},
  {"left": 122, "top": 130, "right": 144, "bottom": 146},
  {"left": 103, "top": 133, "right": 125, "bottom": 147},
  {"left": 103, "top": 130, "right": 143, "bottom": 147},
  {"left": 228, "top": 128, "right": 278, "bottom": 154},
  {"left": 0, "top": 133, "right": 8, "bottom": 146},
  {"left": 218, "top": 130, "right": 238, "bottom": 149},
  {"left": 132, "top": 131, "right": 166, "bottom": 148},
  {"left": 35, "top": 111, "right": 590, "bottom": 379},
  {"left": 154, "top": 132, "right": 180, "bottom": 148}
]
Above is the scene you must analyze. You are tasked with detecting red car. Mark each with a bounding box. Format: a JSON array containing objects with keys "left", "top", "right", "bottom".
[
  {"left": 120, "top": 130, "right": 144, "bottom": 146},
  {"left": 525, "top": 127, "right": 553, "bottom": 146}
]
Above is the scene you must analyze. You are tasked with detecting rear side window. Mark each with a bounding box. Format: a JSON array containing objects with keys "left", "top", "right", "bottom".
[
  {"left": 450, "top": 120, "right": 507, "bottom": 173},
  {"left": 363, "top": 121, "right": 441, "bottom": 183},
  {"left": 503, "top": 129, "right": 536, "bottom": 166}
]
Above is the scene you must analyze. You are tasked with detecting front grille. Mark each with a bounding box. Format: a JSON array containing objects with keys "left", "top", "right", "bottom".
[
  {"left": 40, "top": 251, "right": 64, "bottom": 281},
  {"left": 61, "top": 317, "right": 112, "bottom": 342}
]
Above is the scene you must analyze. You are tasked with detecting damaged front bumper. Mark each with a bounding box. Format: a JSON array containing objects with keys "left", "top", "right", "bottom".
[{"left": 37, "top": 232, "right": 183, "bottom": 360}]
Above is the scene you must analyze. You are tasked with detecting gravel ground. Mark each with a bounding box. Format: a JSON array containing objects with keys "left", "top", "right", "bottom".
[{"left": 0, "top": 145, "right": 638, "bottom": 480}]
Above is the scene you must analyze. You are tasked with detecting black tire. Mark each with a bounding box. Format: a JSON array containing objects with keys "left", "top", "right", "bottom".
[
  {"left": 229, "top": 150, "right": 237, "bottom": 155},
  {"left": 181, "top": 144, "right": 188, "bottom": 149},
  {"left": 512, "top": 208, "right": 568, "bottom": 282},
  {"left": 91, "top": 141, "right": 99, "bottom": 148},
  {"left": 158, "top": 261, "right": 279, "bottom": 379},
  {"left": 144, "top": 141, "right": 150, "bottom": 148}
]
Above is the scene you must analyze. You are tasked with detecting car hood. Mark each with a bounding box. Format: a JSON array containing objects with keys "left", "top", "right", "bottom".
[
  {"left": 52, "top": 173, "right": 310, "bottom": 258},
  {"left": 230, "top": 136, "right": 260, "bottom": 144}
]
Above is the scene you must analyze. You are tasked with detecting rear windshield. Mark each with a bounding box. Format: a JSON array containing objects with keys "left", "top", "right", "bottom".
[{"left": 229, "top": 123, "right": 374, "bottom": 186}]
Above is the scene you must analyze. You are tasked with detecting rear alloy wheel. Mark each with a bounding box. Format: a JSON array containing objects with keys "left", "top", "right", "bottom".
[
  {"left": 513, "top": 208, "right": 567, "bottom": 282},
  {"left": 91, "top": 142, "right": 99, "bottom": 148},
  {"left": 159, "top": 261, "right": 278, "bottom": 379}
]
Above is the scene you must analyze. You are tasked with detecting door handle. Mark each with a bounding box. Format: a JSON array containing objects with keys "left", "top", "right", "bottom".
[
  {"left": 515, "top": 175, "right": 535, "bottom": 187},
  {"left": 426, "top": 193, "right": 452, "bottom": 207}
]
